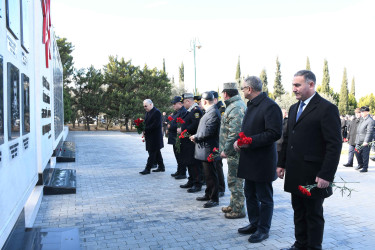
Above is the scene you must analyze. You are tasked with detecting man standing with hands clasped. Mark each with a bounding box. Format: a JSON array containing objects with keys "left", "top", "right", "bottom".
[{"left": 277, "top": 70, "right": 342, "bottom": 250}]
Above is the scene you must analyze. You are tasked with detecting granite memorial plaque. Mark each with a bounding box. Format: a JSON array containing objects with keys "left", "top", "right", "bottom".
[{"left": 7, "top": 62, "right": 20, "bottom": 140}]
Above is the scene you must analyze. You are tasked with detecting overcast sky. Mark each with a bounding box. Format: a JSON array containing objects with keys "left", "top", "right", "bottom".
[{"left": 51, "top": 0, "right": 375, "bottom": 99}]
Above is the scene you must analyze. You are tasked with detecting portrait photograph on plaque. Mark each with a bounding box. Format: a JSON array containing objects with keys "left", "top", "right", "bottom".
[
  {"left": 0, "top": 56, "right": 4, "bottom": 145},
  {"left": 22, "top": 74, "right": 30, "bottom": 134},
  {"left": 7, "top": 63, "right": 20, "bottom": 140}
]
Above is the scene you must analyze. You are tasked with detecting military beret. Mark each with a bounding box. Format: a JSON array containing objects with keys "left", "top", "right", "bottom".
[
  {"left": 360, "top": 106, "right": 370, "bottom": 112},
  {"left": 202, "top": 91, "right": 214, "bottom": 101},
  {"left": 222, "top": 82, "right": 238, "bottom": 91}
]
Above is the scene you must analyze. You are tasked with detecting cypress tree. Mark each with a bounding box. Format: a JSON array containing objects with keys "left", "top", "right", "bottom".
[
  {"left": 179, "top": 62, "right": 184, "bottom": 83},
  {"left": 260, "top": 69, "right": 269, "bottom": 95},
  {"left": 350, "top": 77, "right": 355, "bottom": 96},
  {"left": 338, "top": 68, "right": 349, "bottom": 115},
  {"left": 273, "top": 57, "right": 285, "bottom": 99},
  {"left": 235, "top": 55, "right": 241, "bottom": 88},
  {"left": 163, "top": 58, "right": 166, "bottom": 72},
  {"left": 306, "top": 57, "right": 311, "bottom": 70},
  {"left": 321, "top": 59, "right": 330, "bottom": 94}
]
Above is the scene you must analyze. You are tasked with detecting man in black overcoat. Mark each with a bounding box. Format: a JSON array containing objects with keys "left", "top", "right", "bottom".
[
  {"left": 139, "top": 99, "right": 165, "bottom": 175},
  {"left": 167, "top": 96, "right": 187, "bottom": 176},
  {"left": 277, "top": 70, "right": 342, "bottom": 250},
  {"left": 178, "top": 93, "right": 203, "bottom": 191},
  {"left": 234, "top": 76, "right": 282, "bottom": 244},
  {"left": 343, "top": 108, "right": 361, "bottom": 168},
  {"left": 190, "top": 92, "right": 221, "bottom": 208}
]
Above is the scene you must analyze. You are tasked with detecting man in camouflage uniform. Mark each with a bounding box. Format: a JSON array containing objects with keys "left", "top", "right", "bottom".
[{"left": 219, "top": 82, "right": 247, "bottom": 219}]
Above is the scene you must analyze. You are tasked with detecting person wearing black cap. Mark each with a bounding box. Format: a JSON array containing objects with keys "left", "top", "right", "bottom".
[
  {"left": 178, "top": 93, "right": 203, "bottom": 191},
  {"left": 194, "top": 95, "right": 204, "bottom": 114},
  {"left": 190, "top": 91, "right": 221, "bottom": 208},
  {"left": 139, "top": 99, "right": 165, "bottom": 175},
  {"left": 211, "top": 91, "right": 226, "bottom": 197},
  {"left": 354, "top": 106, "right": 374, "bottom": 172},
  {"left": 168, "top": 96, "right": 187, "bottom": 176}
]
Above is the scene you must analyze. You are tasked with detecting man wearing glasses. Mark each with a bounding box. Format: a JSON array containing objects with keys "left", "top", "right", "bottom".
[{"left": 139, "top": 99, "right": 165, "bottom": 175}]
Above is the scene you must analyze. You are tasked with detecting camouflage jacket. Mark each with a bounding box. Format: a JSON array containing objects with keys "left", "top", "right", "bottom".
[{"left": 219, "top": 95, "right": 246, "bottom": 157}]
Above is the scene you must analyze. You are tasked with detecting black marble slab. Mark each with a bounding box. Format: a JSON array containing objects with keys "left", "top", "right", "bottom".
[
  {"left": 56, "top": 141, "right": 75, "bottom": 162},
  {"left": 2, "top": 209, "right": 79, "bottom": 250},
  {"left": 43, "top": 168, "right": 76, "bottom": 195}
]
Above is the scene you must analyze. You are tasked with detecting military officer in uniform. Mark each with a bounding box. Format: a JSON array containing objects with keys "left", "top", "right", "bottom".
[
  {"left": 168, "top": 96, "right": 187, "bottom": 176},
  {"left": 178, "top": 93, "right": 203, "bottom": 192},
  {"left": 212, "top": 91, "right": 226, "bottom": 197},
  {"left": 219, "top": 82, "right": 247, "bottom": 219}
]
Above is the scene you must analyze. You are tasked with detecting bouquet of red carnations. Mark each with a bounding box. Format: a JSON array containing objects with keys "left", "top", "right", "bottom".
[
  {"left": 134, "top": 118, "right": 145, "bottom": 134},
  {"left": 237, "top": 132, "right": 252, "bottom": 146},
  {"left": 298, "top": 177, "right": 358, "bottom": 197},
  {"left": 175, "top": 117, "right": 186, "bottom": 153},
  {"left": 179, "top": 129, "right": 191, "bottom": 139},
  {"left": 207, "top": 147, "right": 220, "bottom": 162}
]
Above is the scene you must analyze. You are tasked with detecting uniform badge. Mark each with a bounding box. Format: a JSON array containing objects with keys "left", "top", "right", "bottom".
[
  {"left": 195, "top": 113, "right": 200, "bottom": 118},
  {"left": 221, "top": 112, "right": 225, "bottom": 117}
]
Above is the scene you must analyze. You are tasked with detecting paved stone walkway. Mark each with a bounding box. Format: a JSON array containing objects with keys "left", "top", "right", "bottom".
[{"left": 34, "top": 131, "right": 375, "bottom": 249}]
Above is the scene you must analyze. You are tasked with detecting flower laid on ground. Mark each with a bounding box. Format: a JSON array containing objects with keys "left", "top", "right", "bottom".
[
  {"left": 355, "top": 140, "right": 375, "bottom": 153},
  {"left": 237, "top": 132, "right": 252, "bottom": 147},
  {"left": 207, "top": 147, "right": 220, "bottom": 162},
  {"left": 175, "top": 118, "right": 186, "bottom": 153},
  {"left": 298, "top": 177, "right": 358, "bottom": 197},
  {"left": 179, "top": 129, "right": 191, "bottom": 139},
  {"left": 134, "top": 118, "right": 145, "bottom": 134}
]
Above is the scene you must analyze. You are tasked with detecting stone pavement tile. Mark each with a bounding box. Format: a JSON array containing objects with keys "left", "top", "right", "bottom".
[{"left": 33, "top": 132, "right": 375, "bottom": 249}]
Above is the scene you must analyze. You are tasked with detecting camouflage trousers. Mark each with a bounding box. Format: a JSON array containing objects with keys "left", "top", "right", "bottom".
[{"left": 227, "top": 156, "right": 245, "bottom": 213}]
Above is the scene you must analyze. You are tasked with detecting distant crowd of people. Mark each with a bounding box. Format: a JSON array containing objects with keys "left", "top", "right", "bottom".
[
  {"left": 137, "top": 70, "right": 367, "bottom": 249},
  {"left": 342, "top": 107, "right": 375, "bottom": 172}
]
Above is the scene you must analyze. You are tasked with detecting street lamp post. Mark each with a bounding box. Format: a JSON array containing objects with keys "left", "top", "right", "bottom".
[{"left": 190, "top": 38, "right": 201, "bottom": 95}]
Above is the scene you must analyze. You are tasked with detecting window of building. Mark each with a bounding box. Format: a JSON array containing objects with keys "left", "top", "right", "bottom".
[
  {"left": 21, "top": 0, "right": 30, "bottom": 52},
  {"left": 6, "top": 0, "right": 21, "bottom": 39},
  {"left": 7, "top": 63, "right": 20, "bottom": 140},
  {"left": 0, "top": 56, "right": 4, "bottom": 145}
]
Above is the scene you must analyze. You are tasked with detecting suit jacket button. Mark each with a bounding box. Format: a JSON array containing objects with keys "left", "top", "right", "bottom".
[
  {"left": 291, "top": 146, "right": 293, "bottom": 149},
  {"left": 292, "top": 130, "right": 295, "bottom": 134}
]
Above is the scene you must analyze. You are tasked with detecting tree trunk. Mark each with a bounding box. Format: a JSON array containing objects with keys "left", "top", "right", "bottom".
[
  {"left": 72, "top": 119, "right": 75, "bottom": 128},
  {"left": 125, "top": 117, "right": 129, "bottom": 132},
  {"left": 86, "top": 119, "right": 90, "bottom": 131}
]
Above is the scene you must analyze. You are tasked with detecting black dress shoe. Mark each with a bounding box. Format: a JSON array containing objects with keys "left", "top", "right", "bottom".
[
  {"left": 238, "top": 224, "right": 257, "bottom": 234},
  {"left": 203, "top": 200, "right": 219, "bottom": 208},
  {"left": 196, "top": 195, "right": 210, "bottom": 201},
  {"left": 151, "top": 164, "right": 157, "bottom": 169},
  {"left": 180, "top": 182, "right": 193, "bottom": 188},
  {"left": 187, "top": 186, "right": 201, "bottom": 193},
  {"left": 360, "top": 168, "right": 368, "bottom": 172},
  {"left": 175, "top": 175, "right": 187, "bottom": 179},
  {"left": 248, "top": 231, "right": 269, "bottom": 243},
  {"left": 343, "top": 163, "right": 353, "bottom": 167},
  {"left": 219, "top": 192, "right": 225, "bottom": 197},
  {"left": 171, "top": 172, "right": 179, "bottom": 177},
  {"left": 152, "top": 168, "right": 165, "bottom": 172},
  {"left": 355, "top": 165, "right": 363, "bottom": 170},
  {"left": 139, "top": 169, "right": 150, "bottom": 175},
  {"left": 371, "top": 157, "right": 375, "bottom": 161}
]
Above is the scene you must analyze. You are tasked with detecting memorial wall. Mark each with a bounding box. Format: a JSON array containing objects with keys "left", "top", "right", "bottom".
[{"left": 0, "top": 0, "right": 64, "bottom": 247}]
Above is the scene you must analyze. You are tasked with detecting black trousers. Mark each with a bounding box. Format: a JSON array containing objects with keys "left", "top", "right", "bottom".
[
  {"left": 202, "top": 161, "right": 219, "bottom": 202},
  {"left": 146, "top": 149, "right": 164, "bottom": 170},
  {"left": 354, "top": 144, "right": 370, "bottom": 169},
  {"left": 244, "top": 180, "right": 274, "bottom": 234},
  {"left": 187, "top": 160, "right": 202, "bottom": 187},
  {"left": 291, "top": 194, "right": 325, "bottom": 250},
  {"left": 173, "top": 144, "right": 185, "bottom": 175},
  {"left": 215, "top": 160, "right": 225, "bottom": 193}
]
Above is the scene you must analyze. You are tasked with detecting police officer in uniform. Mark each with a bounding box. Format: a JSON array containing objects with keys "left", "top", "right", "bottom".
[
  {"left": 168, "top": 96, "right": 187, "bottom": 176},
  {"left": 178, "top": 93, "right": 203, "bottom": 192},
  {"left": 212, "top": 91, "right": 226, "bottom": 197}
]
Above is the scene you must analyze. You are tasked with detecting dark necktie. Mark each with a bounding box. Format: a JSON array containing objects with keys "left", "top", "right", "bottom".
[{"left": 296, "top": 102, "right": 305, "bottom": 121}]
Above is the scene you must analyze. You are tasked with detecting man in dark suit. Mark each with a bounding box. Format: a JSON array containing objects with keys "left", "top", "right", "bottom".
[
  {"left": 277, "top": 70, "right": 342, "bottom": 250},
  {"left": 354, "top": 106, "right": 374, "bottom": 173},
  {"left": 167, "top": 96, "right": 187, "bottom": 176},
  {"left": 212, "top": 91, "right": 226, "bottom": 197},
  {"left": 190, "top": 92, "right": 221, "bottom": 208},
  {"left": 139, "top": 99, "right": 165, "bottom": 175},
  {"left": 178, "top": 93, "right": 203, "bottom": 191},
  {"left": 343, "top": 108, "right": 361, "bottom": 168},
  {"left": 234, "top": 76, "right": 282, "bottom": 243}
]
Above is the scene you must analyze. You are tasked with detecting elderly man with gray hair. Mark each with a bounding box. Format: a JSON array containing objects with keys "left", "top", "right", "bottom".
[
  {"left": 234, "top": 76, "right": 282, "bottom": 243},
  {"left": 139, "top": 99, "right": 165, "bottom": 175}
]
